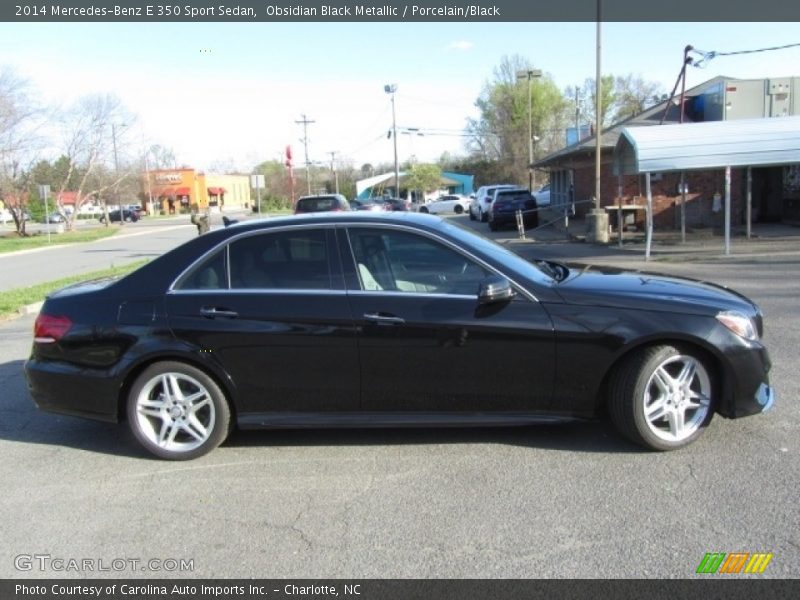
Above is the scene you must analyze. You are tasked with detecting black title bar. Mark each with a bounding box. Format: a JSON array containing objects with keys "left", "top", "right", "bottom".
[{"left": 4, "top": 0, "right": 800, "bottom": 22}]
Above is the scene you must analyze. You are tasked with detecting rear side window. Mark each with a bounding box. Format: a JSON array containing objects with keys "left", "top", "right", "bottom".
[
  {"left": 229, "top": 229, "right": 332, "bottom": 290},
  {"left": 174, "top": 248, "right": 228, "bottom": 290}
]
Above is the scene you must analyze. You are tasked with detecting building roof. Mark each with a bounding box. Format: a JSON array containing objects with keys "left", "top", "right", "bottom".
[
  {"left": 614, "top": 115, "right": 800, "bottom": 174},
  {"left": 532, "top": 76, "right": 729, "bottom": 169}
]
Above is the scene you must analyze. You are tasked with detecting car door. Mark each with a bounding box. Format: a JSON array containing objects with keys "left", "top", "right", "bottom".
[
  {"left": 165, "top": 226, "right": 360, "bottom": 416},
  {"left": 339, "top": 225, "right": 556, "bottom": 414}
]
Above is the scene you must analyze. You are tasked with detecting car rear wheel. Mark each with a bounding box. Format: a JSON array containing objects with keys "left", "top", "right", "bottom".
[
  {"left": 454, "top": 204, "right": 464, "bottom": 214},
  {"left": 609, "top": 345, "right": 714, "bottom": 451},
  {"left": 127, "top": 361, "right": 232, "bottom": 460},
  {"left": 488, "top": 218, "right": 499, "bottom": 231},
  {"left": 480, "top": 209, "right": 487, "bottom": 223},
  {"left": 418, "top": 206, "right": 429, "bottom": 214},
  {"left": 469, "top": 209, "right": 476, "bottom": 221}
]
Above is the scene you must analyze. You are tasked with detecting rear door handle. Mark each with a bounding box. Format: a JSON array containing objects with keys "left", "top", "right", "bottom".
[
  {"left": 363, "top": 312, "right": 405, "bottom": 325},
  {"left": 200, "top": 307, "right": 239, "bottom": 319}
]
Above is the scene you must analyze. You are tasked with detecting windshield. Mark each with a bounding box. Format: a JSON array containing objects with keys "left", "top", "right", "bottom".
[{"left": 439, "top": 219, "right": 562, "bottom": 285}]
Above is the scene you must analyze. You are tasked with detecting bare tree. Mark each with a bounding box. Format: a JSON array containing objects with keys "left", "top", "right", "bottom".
[
  {"left": 613, "top": 74, "right": 665, "bottom": 122},
  {"left": 54, "top": 94, "right": 135, "bottom": 229},
  {"left": 0, "top": 68, "right": 44, "bottom": 235}
]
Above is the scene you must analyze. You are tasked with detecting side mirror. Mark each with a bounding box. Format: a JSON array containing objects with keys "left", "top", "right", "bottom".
[{"left": 477, "top": 275, "right": 516, "bottom": 305}]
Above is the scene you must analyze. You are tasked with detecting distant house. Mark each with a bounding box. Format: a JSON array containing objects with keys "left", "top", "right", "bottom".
[{"left": 534, "top": 75, "right": 800, "bottom": 228}]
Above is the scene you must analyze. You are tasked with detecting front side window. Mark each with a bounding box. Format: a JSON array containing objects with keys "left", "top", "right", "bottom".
[
  {"left": 348, "top": 228, "right": 489, "bottom": 296},
  {"left": 229, "top": 229, "right": 331, "bottom": 290}
]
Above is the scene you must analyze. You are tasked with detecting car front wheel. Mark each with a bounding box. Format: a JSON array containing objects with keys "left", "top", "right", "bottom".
[
  {"left": 127, "top": 361, "right": 232, "bottom": 460},
  {"left": 418, "top": 206, "right": 429, "bottom": 214},
  {"left": 609, "top": 345, "right": 714, "bottom": 451}
]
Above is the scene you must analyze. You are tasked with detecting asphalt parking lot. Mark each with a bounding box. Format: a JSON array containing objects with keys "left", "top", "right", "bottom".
[{"left": 0, "top": 216, "right": 798, "bottom": 579}]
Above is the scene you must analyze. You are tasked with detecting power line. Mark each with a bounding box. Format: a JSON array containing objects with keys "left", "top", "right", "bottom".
[{"left": 691, "top": 42, "right": 800, "bottom": 67}]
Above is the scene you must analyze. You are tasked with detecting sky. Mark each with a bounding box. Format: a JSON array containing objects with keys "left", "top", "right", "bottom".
[{"left": 1, "top": 21, "right": 799, "bottom": 173}]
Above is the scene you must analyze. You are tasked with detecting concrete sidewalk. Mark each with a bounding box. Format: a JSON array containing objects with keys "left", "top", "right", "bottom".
[{"left": 507, "top": 210, "right": 800, "bottom": 267}]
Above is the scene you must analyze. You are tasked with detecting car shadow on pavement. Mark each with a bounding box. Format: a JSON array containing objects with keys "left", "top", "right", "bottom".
[
  {"left": 3, "top": 354, "right": 642, "bottom": 457},
  {"left": 224, "top": 420, "right": 644, "bottom": 454},
  {"left": 0, "top": 359, "right": 144, "bottom": 459}
]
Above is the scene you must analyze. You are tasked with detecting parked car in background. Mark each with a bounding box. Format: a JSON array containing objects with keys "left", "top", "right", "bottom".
[
  {"left": 25, "top": 211, "right": 774, "bottom": 459},
  {"left": 382, "top": 197, "right": 412, "bottom": 212},
  {"left": 351, "top": 198, "right": 387, "bottom": 212},
  {"left": 419, "top": 194, "right": 471, "bottom": 215},
  {"left": 99, "top": 208, "right": 140, "bottom": 223},
  {"left": 534, "top": 184, "right": 551, "bottom": 207},
  {"left": 40, "top": 213, "right": 66, "bottom": 224},
  {"left": 488, "top": 189, "right": 538, "bottom": 231},
  {"left": 470, "top": 184, "right": 520, "bottom": 222},
  {"left": 294, "top": 194, "right": 350, "bottom": 214}
]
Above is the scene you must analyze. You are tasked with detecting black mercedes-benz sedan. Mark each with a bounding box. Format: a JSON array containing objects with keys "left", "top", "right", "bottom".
[{"left": 25, "top": 212, "right": 775, "bottom": 460}]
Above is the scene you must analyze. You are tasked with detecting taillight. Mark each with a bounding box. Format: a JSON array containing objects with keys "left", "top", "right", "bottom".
[{"left": 34, "top": 314, "right": 72, "bottom": 343}]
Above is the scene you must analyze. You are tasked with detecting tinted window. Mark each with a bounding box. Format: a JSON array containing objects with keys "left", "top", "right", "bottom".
[
  {"left": 295, "top": 196, "right": 347, "bottom": 212},
  {"left": 174, "top": 248, "right": 228, "bottom": 290},
  {"left": 496, "top": 191, "right": 535, "bottom": 203},
  {"left": 348, "top": 228, "right": 488, "bottom": 296},
  {"left": 229, "top": 229, "right": 331, "bottom": 290}
]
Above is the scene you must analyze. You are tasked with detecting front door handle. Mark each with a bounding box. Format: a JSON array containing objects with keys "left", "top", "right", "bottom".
[
  {"left": 363, "top": 312, "right": 405, "bottom": 325},
  {"left": 200, "top": 306, "right": 239, "bottom": 319}
]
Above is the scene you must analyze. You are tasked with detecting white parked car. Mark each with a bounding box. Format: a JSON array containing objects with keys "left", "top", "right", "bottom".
[
  {"left": 469, "top": 184, "right": 519, "bottom": 222},
  {"left": 534, "top": 183, "right": 551, "bottom": 206},
  {"left": 418, "top": 194, "right": 471, "bottom": 215}
]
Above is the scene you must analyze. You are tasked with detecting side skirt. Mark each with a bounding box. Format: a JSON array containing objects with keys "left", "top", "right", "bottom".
[{"left": 237, "top": 412, "right": 584, "bottom": 430}]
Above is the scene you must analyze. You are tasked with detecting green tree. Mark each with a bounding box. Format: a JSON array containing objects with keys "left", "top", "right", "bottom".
[
  {"left": 403, "top": 163, "right": 442, "bottom": 200},
  {"left": 466, "top": 55, "right": 568, "bottom": 186}
]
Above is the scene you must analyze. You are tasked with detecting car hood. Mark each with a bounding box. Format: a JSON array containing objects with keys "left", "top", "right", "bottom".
[{"left": 553, "top": 264, "right": 757, "bottom": 316}]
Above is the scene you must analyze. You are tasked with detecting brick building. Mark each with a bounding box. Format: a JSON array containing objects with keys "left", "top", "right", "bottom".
[{"left": 534, "top": 76, "right": 800, "bottom": 229}]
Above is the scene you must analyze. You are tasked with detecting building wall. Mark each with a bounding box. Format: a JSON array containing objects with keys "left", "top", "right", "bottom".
[
  {"left": 205, "top": 174, "right": 251, "bottom": 211},
  {"left": 568, "top": 159, "right": 745, "bottom": 230},
  {"left": 143, "top": 168, "right": 209, "bottom": 213}
]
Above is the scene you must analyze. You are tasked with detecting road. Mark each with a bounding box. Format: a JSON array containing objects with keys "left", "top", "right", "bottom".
[
  {"left": 0, "top": 216, "right": 201, "bottom": 292},
  {"left": 0, "top": 214, "right": 797, "bottom": 579}
]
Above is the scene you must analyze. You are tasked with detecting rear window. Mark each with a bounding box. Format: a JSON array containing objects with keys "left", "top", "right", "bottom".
[
  {"left": 496, "top": 191, "right": 534, "bottom": 203},
  {"left": 296, "top": 196, "right": 345, "bottom": 213}
]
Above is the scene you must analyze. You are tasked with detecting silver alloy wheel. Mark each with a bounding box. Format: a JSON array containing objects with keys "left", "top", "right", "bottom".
[
  {"left": 134, "top": 371, "right": 216, "bottom": 453},
  {"left": 642, "top": 354, "right": 711, "bottom": 442}
]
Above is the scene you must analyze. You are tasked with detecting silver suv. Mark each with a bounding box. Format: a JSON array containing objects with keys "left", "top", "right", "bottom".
[{"left": 469, "top": 184, "right": 519, "bottom": 222}]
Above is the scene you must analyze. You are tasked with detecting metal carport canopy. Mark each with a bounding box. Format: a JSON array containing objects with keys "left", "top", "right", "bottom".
[{"left": 613, "top": 115, "right": 800, "bottom": 175}]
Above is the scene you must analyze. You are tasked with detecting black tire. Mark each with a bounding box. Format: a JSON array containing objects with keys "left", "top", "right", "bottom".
[
  {"left": 469, "top": 209, "right": 476, "bottom": 221},
  {"left": 418, "top": 206, "right": 429, "bottom": 214},
  {"left": 608, "top": 344, "right": 715, "bottom": 451},
  {"left": 480, "top": 209, "right": 487, "bottom": 223},
  {"left": 127, "top": 361, "right": 232, "bottom": 460},
  {"left": 488, "top": 218, "right": 499, "bottom": 232},
  {"left": 454, "top": 204, "right": 464, "bottom": 214}
]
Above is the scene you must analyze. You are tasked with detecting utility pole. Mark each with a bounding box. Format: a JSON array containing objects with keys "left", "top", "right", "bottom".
[
  {"left": 328, "top": 151, "right": 339, "bottom": 194},
  {"left": 295, "top": 114, "right": 315, "bottom": 195},
  {"left": 384, "top": 84, "right": 399, "bottom": 197}
]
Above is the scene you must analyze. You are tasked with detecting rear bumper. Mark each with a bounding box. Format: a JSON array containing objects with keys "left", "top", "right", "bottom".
[{"left": 25, "top": 358, "right": 121, "bottom": 423}]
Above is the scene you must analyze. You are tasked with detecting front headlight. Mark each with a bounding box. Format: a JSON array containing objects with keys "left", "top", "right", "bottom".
[{"left": 716, "top": 310, "right": 758, "bottom": 341}]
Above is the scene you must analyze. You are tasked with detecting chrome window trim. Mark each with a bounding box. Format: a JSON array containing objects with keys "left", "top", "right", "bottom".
[
  {"left": 168, "top": 288, "right": 348, "bottom": 297},
  {"left": 338, "top": 222, "right": 538, "bottom": 302},
  {"left": 346, "top": 290, "right": 477, "bottom": 301},
  {"left": 169, "top": 223, "right": 338, "bottom": 293}
]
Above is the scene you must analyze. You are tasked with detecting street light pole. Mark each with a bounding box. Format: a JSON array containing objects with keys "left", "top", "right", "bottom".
[
  {"left": 516, "top": 69, "right": 542, "bottom": 191},
  {"left": 385, "top": 84, "right": 399, "bottom": 197}
]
